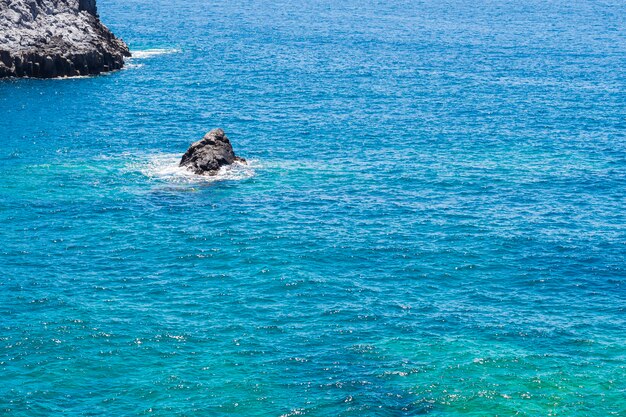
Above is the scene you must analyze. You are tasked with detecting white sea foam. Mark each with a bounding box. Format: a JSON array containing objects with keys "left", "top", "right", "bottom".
[
  {"left": 132, "top": 153, "right": 256, "bottom": 184},
  {"left": 49, "top": 74, "right": 94, "bottom": 80},
  {"left": 124, "top": 62, "right": 144, "bottom": 70},
  {"left": 130, "top": 48, "right": 180, "bottom": 59}
]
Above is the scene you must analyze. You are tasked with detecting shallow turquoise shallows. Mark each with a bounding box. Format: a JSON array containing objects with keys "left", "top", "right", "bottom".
[{"left": 1, "top": 0, "right": 625, "bottom": 415}]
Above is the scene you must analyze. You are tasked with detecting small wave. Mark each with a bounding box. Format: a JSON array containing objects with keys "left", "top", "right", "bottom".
[
  {"left": 132, "top": 153, "right": 256, "bottom": 184},
  {"left": 48, "top": 74, "right": 96, "bottom": 80},
  {"left": 130, "top": 49, "right": 180, "bottom": 59},
  {"left": 124, "top": 63, "right": 144, "bottom": 70}
]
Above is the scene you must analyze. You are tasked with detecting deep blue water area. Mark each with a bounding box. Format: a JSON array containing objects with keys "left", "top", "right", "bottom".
[{"left": 1, "top": 0, "right": 625, "bottom": 415}]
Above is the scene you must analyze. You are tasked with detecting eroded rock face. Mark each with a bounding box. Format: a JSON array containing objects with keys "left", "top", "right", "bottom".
[
  {"left": 180, "top": 129, "right": 246, "bottom": 175},
  {"left": 0, "top": 0, "right": 130, "bottom": 78}
]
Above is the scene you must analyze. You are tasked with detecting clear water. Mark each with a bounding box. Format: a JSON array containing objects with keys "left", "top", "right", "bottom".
[{"left": 1, "top": 0, "right": 625, "bottom": 415}]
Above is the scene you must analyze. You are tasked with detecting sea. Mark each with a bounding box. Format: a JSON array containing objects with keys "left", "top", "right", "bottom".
[{"left": 1, "top": 0, "right": 624, "bottom": 415}]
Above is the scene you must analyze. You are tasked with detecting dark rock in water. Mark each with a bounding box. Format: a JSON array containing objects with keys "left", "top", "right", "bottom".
[
  {"left": 180, "top": 129, "right": 246, "bottom": 175},
  {"left": 0, "top": 0, "right": 130, "bottom": 79}
]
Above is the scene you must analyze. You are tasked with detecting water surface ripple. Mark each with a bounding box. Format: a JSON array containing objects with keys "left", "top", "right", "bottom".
[{"left": 1, "top": 0, "right": 625, "bottom": 415}]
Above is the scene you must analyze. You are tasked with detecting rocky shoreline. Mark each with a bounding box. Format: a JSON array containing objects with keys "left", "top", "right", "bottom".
[{"left": 0, "top": 0, "right": 130, "bottom": 78}]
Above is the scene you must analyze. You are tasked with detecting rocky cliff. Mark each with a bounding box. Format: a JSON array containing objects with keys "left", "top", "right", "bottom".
[{"left": 0, "top": 0, "right": 130, "bottom": 78}]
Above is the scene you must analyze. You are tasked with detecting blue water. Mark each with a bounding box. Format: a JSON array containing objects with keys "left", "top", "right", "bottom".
[{"left": 1, "top": 0, "right": 625, "bottom": 415}]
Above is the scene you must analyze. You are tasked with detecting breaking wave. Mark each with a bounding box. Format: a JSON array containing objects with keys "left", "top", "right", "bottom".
[
  {"left": 131, "top": 153, "right": 256, "bottom": 184},
  {"left": 130, "top": 49, "right": 181, "bottom": 59}
]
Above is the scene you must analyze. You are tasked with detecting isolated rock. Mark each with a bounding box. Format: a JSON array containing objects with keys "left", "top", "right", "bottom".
[
  {"left": 180, "top": 129, "right": 246, "bottom": 175},
  {"left": 0, "top": 0, "right": 130, "bottom": 78}
]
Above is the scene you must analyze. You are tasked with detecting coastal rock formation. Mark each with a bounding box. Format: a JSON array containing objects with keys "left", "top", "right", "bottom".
[
  {"left": 0, "top": 0, "right": 130, "bottom": 78},
  {"left": 180, "top": 129, "right": 246, "bottom": 175}
]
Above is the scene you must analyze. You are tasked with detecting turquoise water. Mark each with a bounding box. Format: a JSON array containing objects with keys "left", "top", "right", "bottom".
[{"left": 1, "top": 0, "right": 625, "bottom": 415}]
